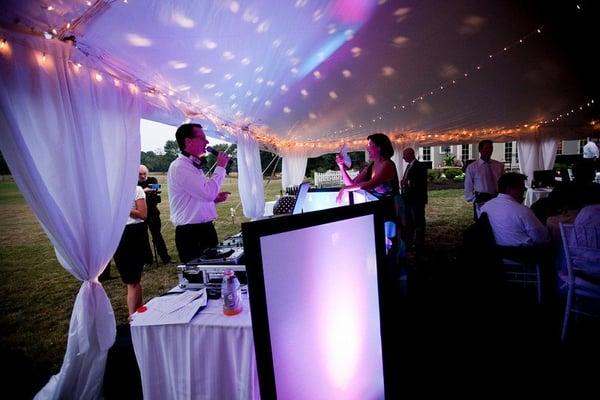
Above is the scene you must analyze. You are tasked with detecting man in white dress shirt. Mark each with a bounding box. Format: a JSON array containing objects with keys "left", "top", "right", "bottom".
[
  {"left": 481, "top": 173, "right": 550, "bottom": 247},
  {"left": 582, "top": 138, "right": 599, "bottom": 159},
  {"left": 167, "top": 123, "right": 231, "bottom": 263},
  {"left": 464, "top": 140, "right": 505, "bottom": 220}
]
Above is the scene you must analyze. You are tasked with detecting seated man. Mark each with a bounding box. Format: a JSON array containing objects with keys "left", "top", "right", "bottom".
[
  {"left": 481, "top": 172, "right": 550, "bottom": 247},
  {"left": 481, "top": 173, "right": 554, "bottom": 303}
]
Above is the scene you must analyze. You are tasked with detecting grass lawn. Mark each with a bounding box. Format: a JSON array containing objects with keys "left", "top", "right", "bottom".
[{"left": 0, "top": 176, "right": 472, "bottom": 397}]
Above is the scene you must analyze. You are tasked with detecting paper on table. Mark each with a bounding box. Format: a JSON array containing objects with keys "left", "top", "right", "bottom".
[
  {"left": 130, "top": 288, "right": 207, "bottom": 326},
  {"left": 153, "top": 289, "right": 205, "bottom": 314}
]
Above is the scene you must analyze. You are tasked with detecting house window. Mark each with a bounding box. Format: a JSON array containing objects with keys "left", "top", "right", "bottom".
[
  {"left": 422, "top": 146, "right": 431, "bottom": 161},
  {"left": 440, "top": 145, "right": 451, "bottom": 154},
  {"left": 461, "top": 144, "right": 469, "bottom": 163},
  {"left": 556, "top": 140, "right": 563, "bottom": 155},
  {"left": 579, "top": 139, "right": 587, "bottom": 154},
  {"left": 515, "top": 146, "right": 519, "bottom": 164},
  {"left": 504, "top": 142, "right": 513, "bottom": 164}
]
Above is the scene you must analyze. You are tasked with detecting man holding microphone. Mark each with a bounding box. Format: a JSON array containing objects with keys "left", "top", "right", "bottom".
[{"left": 167, "top": 123, "right": 231, "bottom": 263}]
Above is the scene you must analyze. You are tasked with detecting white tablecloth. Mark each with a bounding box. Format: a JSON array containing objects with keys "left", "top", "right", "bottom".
[
  {"left": 524, "top": 187, "right": 552, "bottom": 207},
  {"left": 131, "top": 297, "right": 260, "bottom": 400}
]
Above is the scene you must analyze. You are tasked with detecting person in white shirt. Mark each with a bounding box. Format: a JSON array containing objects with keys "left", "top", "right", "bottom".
[
  {"left": 481, "top": 173, "right": 550, "bottom": 247},
  {"left": 167, "top": 123, "right": 231, "bottom": 263},
  {"left": 113, "top": 185, "right": 149, "bottom": 318},
  {"left": 464, "top": 140, "right": 505, "bottom": 220},
  {"left": 582, "top": 138, "right": 599, "bottom": 159},
  {"left": 575, "top": 203, "right": 600, "bottom": 227}
]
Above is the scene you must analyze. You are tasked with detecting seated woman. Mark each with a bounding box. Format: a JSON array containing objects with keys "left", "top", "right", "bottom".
[{"left": 114, "top": 185, "right": 149, "bottom": 320}]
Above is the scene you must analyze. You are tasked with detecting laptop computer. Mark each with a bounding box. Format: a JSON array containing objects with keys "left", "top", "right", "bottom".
[{"left": 292, "top": 182, "right": 310, "bottom": 214}]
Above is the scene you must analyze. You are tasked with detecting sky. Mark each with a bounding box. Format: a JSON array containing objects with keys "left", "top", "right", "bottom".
[{"left": 140, "top": 119, "right": 230, "bottom": 153}]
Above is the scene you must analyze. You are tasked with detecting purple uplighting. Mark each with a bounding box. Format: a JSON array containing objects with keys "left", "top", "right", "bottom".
[{"left": 259, "top": 215, "right": 384, "bottom": 399}]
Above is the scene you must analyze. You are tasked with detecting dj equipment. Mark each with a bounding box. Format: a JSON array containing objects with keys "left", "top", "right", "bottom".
[
  {"left": 220, "top": 232, "right": 244, "bottom": 248},
  {"left": 177, "top": 233, "right": 246, "bottom": 297},
  {"left": 188, "top": 247, "right": 245, "bottom": 265}
]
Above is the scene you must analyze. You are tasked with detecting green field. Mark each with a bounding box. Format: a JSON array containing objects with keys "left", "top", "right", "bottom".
[{"left": 0, "top": 176, "right": 472, "bottom": 397}]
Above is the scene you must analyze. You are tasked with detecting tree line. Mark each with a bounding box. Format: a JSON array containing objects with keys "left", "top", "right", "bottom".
[
  {"left": 141, "top": 140, "right": 366, "bottom": 177},
  {"left": 0, "top": 144, "right": 365, "bottom": 178}
]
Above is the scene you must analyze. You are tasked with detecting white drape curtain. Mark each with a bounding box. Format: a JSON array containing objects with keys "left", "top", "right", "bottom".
[
  {"left": 517, "top": 137, "right": 558, "bottom": 186},
  {"left": 281, "top": 149, "right": 309, "bottom": 189},
  {"left": 0, "top": 30, "right": 142, "bottom": 399},
  {"left": 236, "top": 133, "right": 265, "bottom": 218},
  {"left": 391, "top": 144, "right": 407, "bottom": 180},
  {"left": 540, "top": 139, "right": 559, "bottom": 170}
]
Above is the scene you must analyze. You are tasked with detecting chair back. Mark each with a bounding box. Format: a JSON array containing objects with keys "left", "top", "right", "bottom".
[
  {"left": 559, "top": 223, "right": 600, "bottom": 279},
  {"left": 558, "top": 223, "right": 600, "bottom": 341},
  {"left": 463, "top": 212, "right": 495, "bottom": 256}
]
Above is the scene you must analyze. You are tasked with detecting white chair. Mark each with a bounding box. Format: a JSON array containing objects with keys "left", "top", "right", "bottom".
[{"left": 558, "top": 223, "right": 600, "bottom": 341}]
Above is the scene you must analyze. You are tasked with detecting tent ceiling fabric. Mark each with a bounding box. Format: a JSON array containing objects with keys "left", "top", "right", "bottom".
[{"left": 2, "top": 0, "right": 598, "bottom": 153}]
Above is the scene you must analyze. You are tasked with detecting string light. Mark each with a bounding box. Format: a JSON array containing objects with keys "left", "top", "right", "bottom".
[
  {"left": 318, "top": 2, "right": 594, "bottom": 149},
  {"left": 4, "top": 2, "right": 596, "bottom": 153}
]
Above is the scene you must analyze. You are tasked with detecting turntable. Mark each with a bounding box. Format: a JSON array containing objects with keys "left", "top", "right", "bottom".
[
  {"left": 188, "top": 246, "right": 245, "bottom": 265},
  {"left": 220, "top": 232, "right": 244, "bottom": 248},
  {"left": 178, "top": 245, "right": 246, "bottom": 296}
]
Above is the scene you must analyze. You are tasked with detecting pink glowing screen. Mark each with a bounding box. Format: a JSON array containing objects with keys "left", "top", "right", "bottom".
[
  {"left": 258, "top": 215, "right": 384, "bottom": 399},
  {"left": 301, "top": 190, "right": 372, "bottom": 213}
]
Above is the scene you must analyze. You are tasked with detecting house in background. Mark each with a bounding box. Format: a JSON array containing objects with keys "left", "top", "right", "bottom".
[{"left": 417, "top": 138, "right": 590, "bottom": 170}]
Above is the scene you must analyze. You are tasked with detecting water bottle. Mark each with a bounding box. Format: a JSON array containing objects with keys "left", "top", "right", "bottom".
[{"left": 221, "top": 270, "right": 243, "bottom": 316}]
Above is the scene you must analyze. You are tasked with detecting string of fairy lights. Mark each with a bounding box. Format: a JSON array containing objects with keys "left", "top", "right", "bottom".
[
  {"left": 1, "top": 0, "right": 258, "bottom": 144},
  {"left": 0, "top": 1, "right": 597, "bottom": 154},
  {"left": 302, "top": 2, "right": 598, "bottom": 153}
]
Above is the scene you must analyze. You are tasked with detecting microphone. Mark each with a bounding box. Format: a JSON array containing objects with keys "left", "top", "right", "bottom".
[
  {"left": 206, "top": 146, "right": 233, "bottom": 174},
  {"left": 206, "top": 146, "right": 219, "bottom": 157}
]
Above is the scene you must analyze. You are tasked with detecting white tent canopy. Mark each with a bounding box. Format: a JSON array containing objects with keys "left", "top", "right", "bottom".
[
  {"left": 1, "top": 0, "right": 598, "bottom": 154},
  {"left": 1, "top": 1, "right": 599, "bottom": 398}
]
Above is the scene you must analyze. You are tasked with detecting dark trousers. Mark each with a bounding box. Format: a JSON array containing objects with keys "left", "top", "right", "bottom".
[
  {"left": 175, "top": 222, "right": 219, "bottom": 263},
  {"left": 145, "top": 213, "right": 170, "bottom": 263},
  {"left": 403, "top": 202, "right": 426, "bottom": 252}
]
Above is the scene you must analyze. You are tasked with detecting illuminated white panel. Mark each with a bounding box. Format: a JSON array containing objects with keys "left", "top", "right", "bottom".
[
  {"left": 259, "top": 215, "right": 384, "bottom": 399},
  {"left": 300, "top": 191, "right": 374, "bottom": 213},
  {"left": 302, "top": 191, "right": 342, "bottom": 212}
]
